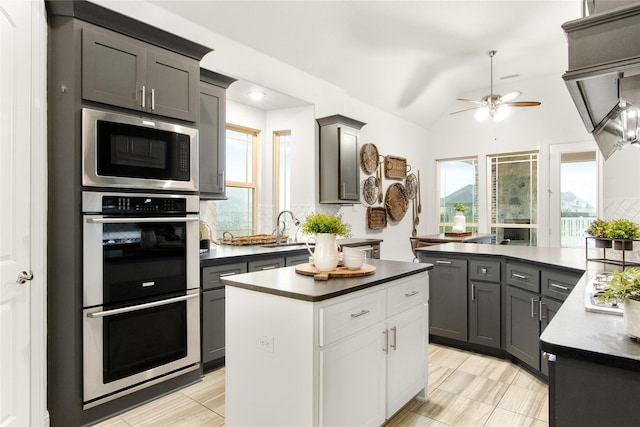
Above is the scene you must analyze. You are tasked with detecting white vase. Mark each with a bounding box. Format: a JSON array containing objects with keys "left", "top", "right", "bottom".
[
  {"left": 306, "top": 233, "right": 339, "bottom": 272},
  {"left": 452, "top": 211, "right": 466, "bottom": 233},
  {"left": 624, "top": 298, "right": 640, "bottom": 338}
]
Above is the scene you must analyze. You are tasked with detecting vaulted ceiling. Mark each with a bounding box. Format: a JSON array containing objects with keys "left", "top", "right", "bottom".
[{"left": 151, "top": 1, "right": 583, "bottom": 129}]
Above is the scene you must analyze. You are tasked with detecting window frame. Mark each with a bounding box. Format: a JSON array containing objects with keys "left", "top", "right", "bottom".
[
  {"left": 436, "top": 156, "right": 479, "bottom": 233},
  {"left": 273, "top": 129, "right": 292, "bottom": 217}
]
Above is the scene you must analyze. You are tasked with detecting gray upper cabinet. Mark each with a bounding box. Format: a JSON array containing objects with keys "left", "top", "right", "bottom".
[
  {"left": 199, "top": 70, "right": 235, "bottom": 200},
  {"left": 317, "top": 115, "right": 366, "bottom": 204},
  {"left": 82, "top": 27, "right": 199, "bottom": 122}
]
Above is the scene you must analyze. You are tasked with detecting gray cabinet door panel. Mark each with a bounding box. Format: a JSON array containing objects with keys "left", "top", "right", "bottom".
[
  {"left": 286, "top": 253, "right": 310, "bottom": 267},
  {"left": 338, "top": 127, "right": 359, "bottom": 201},
  {"left": 506, "top": 262, "right": 540, "bottom": 293},
  {"left": 541, "top": 268, "right": 580, "bottom": 301},
  {"left": 248, "top": 257, "right": 285, "bottom": 272},
  {"left": 469, "top": 281, "right": 501, "bottom": 348},
  {"left": 422, "top": 257, "right": 467, "bottom": 340},
  {"left": 202, "top": 262, "right": 247, "bottom": 291},
  {"left": 506, "top": 286, "right": 540, "bottom": 370},
  {"left": 202, "top": 288, "right": 225, "bottom": 364},
  {"left": 199, "top": 81, "right": 226, "bottom": 198},
  {"left": 147, "top": 50, "right": 199, "bottom": 122},
  {"left": 82, "top": 27, "right": 145, "bottom": 110},
  {"left": 540, "top": 297, "right": 562, "bottom": 376}
]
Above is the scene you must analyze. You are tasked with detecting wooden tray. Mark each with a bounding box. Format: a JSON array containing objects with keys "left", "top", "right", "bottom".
[
  {"left": 219, "top": 232, "right": 286, "bottom": 245},
  {"left": 367, "top": 207, "right": 387, "bottom": 229},
  {"left": 295, "top": 263, "right": 376, "bottom": 281},
  {"left": 444, "top": 231, "right": 472, "bottom": 237}
]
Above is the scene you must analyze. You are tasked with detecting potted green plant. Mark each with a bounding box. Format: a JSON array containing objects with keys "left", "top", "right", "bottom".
[
  {"left": 452, "top": 203, "right": 468, "bottom": 233},
  {"left": 605, "top": 218, "right": 639, "bottom": 250},
  {"left": 453, "top": 202, "right": 468, "bottom": 214},
  {"left": 598, "top": 268, "right": 640, "bottom": 337},
  {"left": 586, "top": 218, "right": 611, "bottom": 248},
  {"left": 301, "top": 213, "right": 351, "bottom": 271}
]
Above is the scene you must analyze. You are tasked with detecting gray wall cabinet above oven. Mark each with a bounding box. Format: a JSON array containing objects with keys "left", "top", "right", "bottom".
[{"left": 82, "top": 26, "right": 200, "bottom": 122}]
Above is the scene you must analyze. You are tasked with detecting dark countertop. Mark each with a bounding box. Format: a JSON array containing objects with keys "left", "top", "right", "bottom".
[
  {"left": 200, "top": 237, "right": 383, "bottom": 266},
  {"left": 221, "top": 259, "right": 431, "bottom": 302},
  {"left": 418, "top": 242, "right": 640, "bottom": 371}
]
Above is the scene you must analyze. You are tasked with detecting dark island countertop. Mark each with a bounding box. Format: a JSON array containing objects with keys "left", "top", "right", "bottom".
[
  {"left": 200, "top": 237, "right": 383, "bottom": 266},
  {"left": 418, "top": 243, "right": 640, "bottom": 372},
  {"left": 221, "top": 259, "right": 431, "bottom": 302}
]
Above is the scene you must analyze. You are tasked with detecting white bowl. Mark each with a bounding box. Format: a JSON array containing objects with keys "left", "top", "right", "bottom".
[{"left": 343, "top": 255, "right": 365, "bottom": 270}]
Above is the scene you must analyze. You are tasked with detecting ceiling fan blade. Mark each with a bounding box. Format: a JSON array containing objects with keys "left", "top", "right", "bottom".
[
  {"left": 500, "top": 91, "right": 522, "bottom": 102},
  {"left": 449, "top": 106, "right": 481, "bottom": 115},
  {"left": 504, "top": 101, "right": 541, "bottom": 107},
  {"left": 455, "top": 98, "right": 482, "bottom": 104}
]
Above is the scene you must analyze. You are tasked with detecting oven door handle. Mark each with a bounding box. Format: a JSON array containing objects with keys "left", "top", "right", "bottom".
[
  {"left": 87, "top": 217, "right": 199, "bottom": 224},
  {"left": 87, "top": 293, "right": 199, "bottom": 318}
]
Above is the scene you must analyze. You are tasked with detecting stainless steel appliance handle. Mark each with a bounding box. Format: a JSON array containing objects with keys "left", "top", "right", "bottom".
[
  {"left": 87, "top": 217, "right": 199, "bottom": 224},
  {"left": 87, "top": 293, "right": 198, "bottom": 318}
]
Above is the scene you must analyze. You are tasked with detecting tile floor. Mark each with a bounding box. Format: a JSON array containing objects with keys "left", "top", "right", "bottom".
[{"left": 95, "top": 343, "right": 548, "bottom": 427}]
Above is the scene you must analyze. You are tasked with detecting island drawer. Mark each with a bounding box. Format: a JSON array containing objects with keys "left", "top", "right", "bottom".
[
  {"left": 506, "top": 262, "right": 540, "bottom": 293},
  {"left": 387, "top": 273, "right": 428, "bottom": 318},
  {"left": 202, "top": 262, "right": 248, "bottom": 290},
  {"left": 469, "top": 259, "right": 501, "bottom": 283},
  {"left": 248, "top": 257, "right": 285, "bottom": 272},
  {"left": 319, "top": 290, "right": 387, "bottom": 346},
  {"left": 541, "top": 268, "right": 581, "bottom": 301}
]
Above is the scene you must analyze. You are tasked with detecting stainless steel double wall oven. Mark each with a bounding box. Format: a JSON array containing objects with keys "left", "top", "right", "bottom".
[{"left": 81, "top": 107, "right": 200, "bottom": 408}]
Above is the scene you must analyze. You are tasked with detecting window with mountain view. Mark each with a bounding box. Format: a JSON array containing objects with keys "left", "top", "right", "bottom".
[
  {"left": 560, "top": 151, "right": 597, "bottom": 247},
  {"left": 436, "top": 157, "right": 478, "bottom": 233}
]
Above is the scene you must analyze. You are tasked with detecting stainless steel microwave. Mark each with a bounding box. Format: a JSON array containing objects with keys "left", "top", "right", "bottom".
[{"left": 82, "top": 108, "right": 199, "bottom": 191}]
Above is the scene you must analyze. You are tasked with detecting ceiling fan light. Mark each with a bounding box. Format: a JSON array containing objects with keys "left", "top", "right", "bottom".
[
  {"left": 494, "top": 106, "right": 511, "bottom": 122},
  {"left": 475, "top": 107, "right": 490, "bottom": 122}
]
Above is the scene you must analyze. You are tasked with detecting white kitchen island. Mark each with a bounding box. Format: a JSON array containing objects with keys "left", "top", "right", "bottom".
[{"left": 222, "top": 259, "right": 432, "bottom": 426}]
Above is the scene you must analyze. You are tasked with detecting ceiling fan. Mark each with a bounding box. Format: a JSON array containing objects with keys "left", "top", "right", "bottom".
[{"left": 450, "top": 50, "right": 541, "bottom": 122}]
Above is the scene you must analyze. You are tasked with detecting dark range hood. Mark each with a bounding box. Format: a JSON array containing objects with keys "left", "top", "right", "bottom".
[{"left": 563, "top": 2, "right": 640, "bottom": 159}]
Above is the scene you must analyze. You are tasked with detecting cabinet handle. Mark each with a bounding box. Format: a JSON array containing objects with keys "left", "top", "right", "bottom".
[
  {"left": 390, "top": 326, "right": 397, "bottom": 351},
  {"left": 531, "top": 297, "right": 539, "bottom": 318},
  {"left": 341, "top": 183, "right": 346, "bottom": 199},
  {"left": 405, "top": 290, "right": 419, "bottom": 297},
  {"left": 260, "top": 265, "right": 277, "bottom": 270},
  {"left": 151, "top": 88, "right": 155, "bottom": 110},
  {"left": 350, "top": 309, "right": 370, "bottom": 318},
  {"left": 382, "top": 329, "right": 389, "bottom": 353},
  {"left": 540, "top": 300, "right": 546, "bottom": 321},
  {"left": 513, "top": 273, "right": 527, "bottom": 280},
  {"left": 471, "top": 283, "right": 476, "bottom": 301},
  {"left": 550, "top": 282, "right": 569, "bottom": 291},
  {"left": 435, "top": 260, "right": 452, "bottom": 265},
  {"left": 219, "top": 271, "right": 238, "bottom": 277},
  {"left": 141, "top": 85, "right": 146, "bottom": 108},
  {"left": 480, "top": 268, "right": 488, "bottom": 275}
]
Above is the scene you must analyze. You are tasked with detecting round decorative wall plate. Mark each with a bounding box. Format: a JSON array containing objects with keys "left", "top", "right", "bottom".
[
  {"left": 360, "top": 143, "right": 380, "bottom": 175},
  {"left": 385, "top": 183, "right": 409, "bottom": 221}
]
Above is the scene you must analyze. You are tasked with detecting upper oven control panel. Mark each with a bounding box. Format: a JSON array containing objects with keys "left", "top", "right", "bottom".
[{"left": 102, "top": 195, "right": 187, "bottom": 215}]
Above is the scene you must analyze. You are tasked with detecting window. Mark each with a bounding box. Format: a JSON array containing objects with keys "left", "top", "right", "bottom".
[
  {"left": 436, "top": 157, "right": 478, "bottom": 233},
  {"left": 215, "top": 125, "right": 258, "bottom": 238},
  {"left": 489, "top": 152, "right": 538, "bottom": 246},
  {"left": 274, "top": 130, "right": 292, "bottom": 215}
]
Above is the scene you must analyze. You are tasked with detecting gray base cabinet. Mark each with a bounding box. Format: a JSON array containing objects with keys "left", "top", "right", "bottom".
[
  {"left": 421, "top": 257, "right": 467, "bottom": 340},
  {"left": 82, "top": 26, "right": 199, "bottom": 122},
  {"left": 506, "top": 285, "right": 541, "bottom": 370},
  {"left": 469, "top": 281, "right": 501, "bottom": 348},
  {"left": 202, "top": 288, "right": 225, "bottom": 365}
]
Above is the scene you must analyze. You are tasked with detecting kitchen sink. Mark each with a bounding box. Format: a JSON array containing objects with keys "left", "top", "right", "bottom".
[{"left": 584, "top": 272, "right": 623, "bottom": 316}]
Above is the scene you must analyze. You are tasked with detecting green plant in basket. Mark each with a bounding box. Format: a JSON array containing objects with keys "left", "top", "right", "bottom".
[
  {"left": 301, "top": 212, "right": 351, "bottom": 237},
  {"left": 605, "top": 219, "right": 640, "bottom": 240},
  {"left": 598, "top": 268, "right": 640, "bottom": 303},
  {"left": 586, "top": 218, "right": 609, "bottom": 238},
  {"left": 453, "top": 203, "right": 468, "bottom": 214}
]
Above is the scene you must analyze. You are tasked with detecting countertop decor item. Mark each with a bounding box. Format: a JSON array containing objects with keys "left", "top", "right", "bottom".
[
  {"left": 384, "top": 183, "right": 409, "bottom": 221},
  {"left": 586, "top": 218, "right": 611, "bottom": 248},
  {"left": 219, "top": 232, "right": 285, "bottom": 246},
  {"left": 452, "top": 203, "right": 468, "bottom": 233},
  {"left": 597, "top": 268, "right": 640, "bottom": 337},
  {"left": 302, "top": 212, "right": 351, "bottom": 272},
  {"left": 360, "top": 143, "right": 379, "bottom": 175},
  {"left": 605, "top": 218, "right": 639, "bottom": 250},
  {"left": 294, "top": 262, "right": 376, "bottom": 281}
]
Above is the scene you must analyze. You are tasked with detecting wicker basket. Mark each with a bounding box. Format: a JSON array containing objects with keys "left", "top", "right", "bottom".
[
  {"left": 367, "top": 207, "right": 387, "bottom": 230},
  {"left": 219, "top": 232, "right": 287, "bottom": 246},
  {"left": 384, "top": 155, "right": 410, "bottom": 179}
]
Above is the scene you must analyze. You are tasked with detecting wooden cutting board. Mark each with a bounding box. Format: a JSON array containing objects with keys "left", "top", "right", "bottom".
[{"left": 295, "top": 263, "right": 376, "bottom": 281}]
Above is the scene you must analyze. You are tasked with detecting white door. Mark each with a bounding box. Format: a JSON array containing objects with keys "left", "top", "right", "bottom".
[{"left": 1, "top": 1, "right": 47, "bottom": 425}]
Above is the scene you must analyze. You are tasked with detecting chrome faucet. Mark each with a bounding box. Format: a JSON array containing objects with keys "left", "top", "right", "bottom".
[{"left": 275, "top": 210, "right": 300, "bottom": 244}]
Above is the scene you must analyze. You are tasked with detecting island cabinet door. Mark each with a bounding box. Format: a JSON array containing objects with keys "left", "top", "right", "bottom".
[
  {"left": 386, "top": 304, "right": 427, "bottom": 417},
  {"left": 468, "top": 281, "right": 501, "bottom": 349},
  {"left": 422, "top": 257, "right": 468, "bottom": 341},
  {"left": 506, "top": 286, "right": 541, "bottom": 371},
  {"left": 319, "top": 324, "right": 387, "bottom": 427}
]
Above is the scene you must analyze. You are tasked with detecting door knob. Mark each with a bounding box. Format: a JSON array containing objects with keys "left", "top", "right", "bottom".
[{"left": 17, "top": 270, "right": 34, "bottom": 284}]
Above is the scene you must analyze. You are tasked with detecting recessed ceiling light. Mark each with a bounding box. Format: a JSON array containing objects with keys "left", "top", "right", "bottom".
[{"left": 248, "top": 91, "right": 265, "bottom": 101}]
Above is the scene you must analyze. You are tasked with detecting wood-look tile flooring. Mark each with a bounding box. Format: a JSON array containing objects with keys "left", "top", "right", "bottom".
[{"left": 95, "top": 343, "right": 548, "bottom": 427}]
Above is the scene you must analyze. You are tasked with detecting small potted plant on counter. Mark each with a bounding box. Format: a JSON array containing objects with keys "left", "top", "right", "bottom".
[
  {"left": 586, "top": 218, "right": 611, "bottom": 248},
  {"left": 598, "top": 268, "right": 640, "bottom": 338},
  {"left": 605, "top": 218, "right": 640, "bottom": 251},
  {"left": 452, "top": 203, "right": 468, "bottom": 233},
  {"left": 301, "top": 212, "right": 351, "bottom": 272}
]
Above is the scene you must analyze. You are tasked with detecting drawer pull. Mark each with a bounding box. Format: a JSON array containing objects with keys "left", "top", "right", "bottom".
[
  {"left": 435, "top": 260, "right": 452, "bottom": 265},
  {"left": 471, "top": 283, "right": 476, "bottom": 301},
  {"left": 382, "top": 329, "right": 389, "bottom": 353},
  {"left": 550, "top": 282, "right": 569, "bottom": 291},
  {"left": 513, "top": 273, "right": 527, "bottom": 280},
  {"left": 390, "top": 326, "right": 397, "bottom": 351},
  {"left": 260, "top": 265, "right": 277, "bottom": 270},
  {"left": 405, "top": 290, "right": 419, "bottom": 297},
  {"left": 219, "top": 271, "right": 238, "bottom": 277},
  {"left": 531, "top": 297, "right": 540, "bottom": 317},
  {"left": 350, "top": 309, "right": 370, "bottom": 318},
  {"left": 480, "top": 268, "right": 488, "bottom": 274}
]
